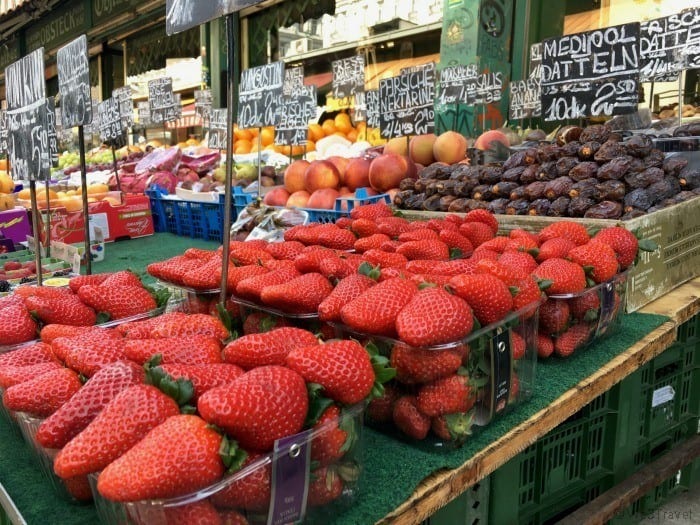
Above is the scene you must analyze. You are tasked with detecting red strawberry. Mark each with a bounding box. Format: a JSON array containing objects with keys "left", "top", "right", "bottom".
[
  {"left": 376, "top": 216, "right": 411, "bottom": 238},
  {"left": 512, "top": 332, "right": 526, "bottom": 360},
  {"left": 156, "top": 363, "right": 244, "bottom": 401},
  {"left": 24, "top": 295, "right": 97, "bottom": 327},
  {"left": 60, "top": 336, "right": 129, "bottom": 377},
  {"left": 308, "top": 467, "right": 344, "bottom": 507},
  {"left": 220, "top": 509, "right": 251, "bottom": 525},
  {"left": 68, "top": 273, "right": 110, "bottom": 293},
  {"left": 123, "top": 336, "right": 223, "bottom": 365},
  {"left": 498, "top": 250, "right": 538, "bottom": 275},
  {"left": 235, "top": 266, "right": 301, "bottom": 301},
  {"left": 537, "top": 334, "right": 555, "bottom": 358},
  {"left": 183, "top": 247, "right": 218, "bottom": 260},
  {"left": 449, "top": 274, "right": 513, "bottom": 326},
  {"left": 444, "top": 214, "right": 464, "bottom": 225},
  {"left": 554, "top": 323, "right": 593, "bottom": 357},
  {"left": 350, "top": 202, "right": 393, "bottom": 220},
  {"left": 40, "top": 324, "right": 108, "bottom": 343},
  {"left": 334, "top": 217, "right": 353, "bottom": 229},
  {"left": 465, "top": 209, "right": 498, "bottom": 234},
  {"left": 225, "top": 264, "right": 269, "bottom": 290},
  {"left": 97, "top": 414, "right": 225, "bottom": 501},
  {"left": 318, "top": 256, "right": 354, "bottom": 281},
  {"left": 509, "top": 228, "right": 538, "bottom": 244},
  {"left": 429, "top": 259, "right": 477, "bottom": 276},
  {"left": 459, "top": 221, "right": 495, "bottom": 247},
  {"left": 395, "top": 287, "right": 473, "bottom": 347},
  {"left": 241, "top": 312, "right": 290, "bottom": 335},
  {"left": 100, "top": 271, "right": 142, "bottom": 288},
  {"left": 211, "top": 453, "right": 270, "bottom": 511},
  {"left": 378, "top": 267, "right": 413, "bottom": 282},
  {"left": 311, "top": 405, "right": 353, "bottom": 467},
  {"left": 223, "top": 327, "right": 319, "bottom": 369},
  {"left": 198, "top": 365, "right": 308, "bottom": 451},
  {"left": 380, "top": 240, "right": 403, "bottom": 252},
  {"left": 536, "top": 237, "right": 577, "bottom": 262},
  {"left": 539, "top": 299, "right": 570, "bottom": 335},
  {"left": 286, "top": 340, "right": 375, "bottom": 404},
  {"left": 77, "top": 285, "right": 156, "bottom": 320},
  {"left": 475, "top": 258, "right": 527, "bottom": 286},
  {"left": 318, "top": 274, "right": 376, "bottom": 322},
  {"left": 15, "top": 286, "right": 72, "bottom": 300},
  {"left": 470, "top": 247, "right": 500, "bottom": 262},
  {"left": 226, "top": 242, "right": 274, "bottom": 266},
  {"left": 438, "top": 229, "right": 474, "bottom": 257},
  {"left": 431, "top": 412, "right": 474, "bottom": 443},
  {"left": 0, "top": 304, "right": 37, "bottom": 346},
  {"left": 405, "top": 259, "right": 441, "bottom": 274},
  {"left": 477, "top": 236, "right": 511, "bottom": 254},
  {"left": 264, "top": 240, "right": 305, "bottom": 260},
  {"left": 350, "top": 217, "right": 379, "bottom": 237},
  {"left": 505, "top": 236, "right": 539, "bottom": 253},
  {"left": 182, "top": 257, "right": 223, "bottom": 290},
  {"left": 340, "top": 278, "right": 418, "bottom": 337},
  {"left": 593, "top": 226, "right": 639, "bottom": 270},
  {"left": 390, "top": 344, "right": 466, "bottom": 384},
  {"left": 3, "top": 367, "right": 81, "bottom": 417},
  {"left": 36, "top": 361, "right": 144, "bottom": 449},
  {"left": 354, "top": 233, "right": 391, "bottom": 253},
  {"left": 512, "top": 276, "right": 544, "bottom": 314},
  {"left": 62, "top": 475, "right": 93, "bottom": 502},
  {"left": 135, "top": 500, "right": 224, "bottom": 525},
  {"left": 568, "top": 289, "right": 601, "bottom": 321},
  {"left": 538, "top": 221, "right": 590, "bottom": 246},
  {"left": 260, "top": 273, "right": 333, "bottom": 314},
  {"left": 568, "top": 241, "right": 619, "bottom": 283},
  {"left": 410, "top": 274, "right": 453, "bottom": 287},
  {"left": 115, "top": 312, "right": 188, "bottom": 339},
  {"left": 0, "top": 360, "right": 63, "bottom": 389},
  {"left": 361, "top": 249, "right": 408, "bottom": 269},
  {"left": 416, "top": 373, "right": 475, "bottom": 417},
  {"left": 367, "top": 384, "right": 400, "bottom": 423},
  {"left": 392, "top": 395, "right": 430, "bottom": 440},
  {"left": 317, "top": 227, "right": 356, "bottom": 250},
  {"left": 398, "top": 228, "right": 439, "bottom": 242},
  {"left": 293, "top": 248, "right": 337, "bottom": 274},
  {"left": 54, "top": 384, "right": 181, "bottom": 478},
  {"left": 0, "top": 342, "right": 55, "bottom": 367},
  {"left": 151, "top": 314, "right": 230, "bottom": 340},
  {"left": 533, "top": 258, "right": 587, "bottom": 295},
  {"left": 147, "top": 256, "right": 200, "bottom": 285},
  {"left": 396, "top": 240, "right": 450, "bottom": 261}
]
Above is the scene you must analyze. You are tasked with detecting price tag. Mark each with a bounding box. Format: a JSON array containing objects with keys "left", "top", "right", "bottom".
[
  {"left": 148, "top": 77, "right": 176, "bottom": 124},
  {"left": 274, "top": 85, "right": 316, "bottom": 146},
  {"left": 112, "top": 86, "right": 134, "bottom": 129},
  {"left": 97, "top": 97, "right": 125, "bottom": 147},
  {"left": 331, "top": 55, "right": 365, "bottom": 99},
  {"left": 208, "top": 108, "right": 227, "bottom": 150},
  {"left": 56, "top": 35, "right": 92, "bottom": 128},
  {"left": 237, "top": 61, "right": 285, "bottom": 129}
]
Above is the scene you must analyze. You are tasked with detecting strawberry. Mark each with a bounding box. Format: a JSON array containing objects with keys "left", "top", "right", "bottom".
[
  {"left": 0, "top": 304, "right": 37, "bottom": 346},
  {"left": 14, "top": 286, "right": 72, "bottom": 300},
  {"left": 286, "top": 339, "right": 375, "bottom": 404},
  {"left": 318, "top": 256, "right": 354, "bottom": 281},
  {"left": 593, "top": 226, "right": 639, "bottom": 270},
  {"left": 40, "top": 324, "right": 106, "bottom": 343},
  {"left": 68, "top": 273, "right": 110, "bottom": 293},
  {"left": 293, "top": 249, "right": 338, "bottom": 274},
  {"left": 354, "top": 233, "right": 391, "bottom": 253},
  {"left": 24, "top": 295, "right": 97, "bottom": 327},
  {"left": 465, "top": 209, "right": 499, "bottom": 234},
  {"left": 395, "top": 287, "right": 473, "bottom": 347},
  {"left": 410, "top": 274, "right": 453, "bottom": 287},
  {"left": 569, "top": 289, "right": 601, "bottom": 321},
  {"left": 475, "top": 258, "right": 527, "bottom": 286},
  {"left": 536, "top": 237, "right": 576, "bottom": 262},
  {"left": 54, "top": 384, "right": 181, "bottom": 478},
  {"left": 223, "top": 327, "right": 319, "bottom": 369},
  {"left": 0, "top": 342, "right": 55, "bottom": 367},
  {"left": 470, "top": 247, "right": 500, "bottom": 262},
  {"left": 260, "top": 273, "right": 333, "bottom": 314},
  {"left": 340, "top": 278, "right": 418, "bottom": 337},
  {"left": 283, "top": 224, "right": 308, "bottom": 242},
  {"left": 311, "top": 405, "right": 354, "bottom": 467},
  {"left": 361, "top": 249, "right": 408, "bottom": 269},
  {"left": 476, "top": 236, "right": 511, "bottom": 254},
  {"left": 428, "top": 259, "right": 477, "bottom": 276},
  {"left": 350, "top": 217, "right": 379, "bottom": 237},
  {"left": 568, "top": 241, "right": 619, "bottom": 283},
  {"left": 538, "top": 299, "right": 570, "bottom": 335},
  {"left": 554, "top": 323, "right": 593, "bottom": 357},
  {"left": 376, "top": 216, "right": 411, "bottom": 238},
  {"left": 537, "top": 334, "right": 555, "bottom": 358},
  {"left": 62, "top": 475, "right": 93, "bottom": 502},
  {"left": 398, "top": 228, "right": 439, "bottom": 242},
  {"left": 182, "top": 257, "right": 223, "bottom": 290},
  {"left": 380, "top": 240, "right": 403, "bottom": 252},
  {"left": 156, "top": 363, "right": 245, "bottom": 401},
  {"left": 115, "top": 312, "right": 188, "bottom": 339},
  {"left": 512, "top": 276, "right": 544, "bottom": 314},
  {"left": 3, "top": 367, "right": 81, "bottom": 417},
  {"left": 512, "top": 332, "right": 526, "bottom": 360},
  {"left": 538, "top": 221, "right": 590, "bottom": 246},
  {"left": 431, "top": 412, "right": 474, "bottom": 443},
  {"left": 183, "top": 247, "right": 218, "bottom": 260},
  {"left": 146, "top": 256, "right": 200, "bottom": 284},
  {"left": 396, "top": 240, "right": 450, "bottom": 261},
  {"left": 318, "top": 274, "right": 376, "bottom": 322},
  {"left": 225, "top": 264, "right": 269, "bottom": 290},
  {"left": 366, "top": 383, "right": 400, "bottom": 423},
  {"left": 77, "top": 285, "right": 156, "bottom": 320},
  {"left": 459, "top": 221, "right": 495, "bottom": 247},
  {"left": 390, "top": 344, "right": 466, "bottom": 384},
  {"left": 392, "top": 395, "right": 430, "bottom": 440},
  {"left": 334, "top": 217, "right": 353, "bottom": 229},
  {"left": 151, "top": 313, "right": 230, "bottom": 340},
  {"left": 405, "top": 259, "right": 441, "bottom": 274},
  {"left": 350, "top": 202, "right": 393, "bottom": 220},
  {"left": 498, "top": 250, "right": 539, "bottom": 275},
  {"left": 182, "top": 292, "right": 218, "bottom": 314},
  {"left": 97, "top": 414, "right": 225, "bottom": 501},
  {"left": 100, "top": 271, "right": 143, "bottom": 288},
  {"left": 220, "top": 509, "right": 251, "bottom": 525},
  {"left": 235, "top": 266, "right": 301, "bottom": 301},
  {"left": 449, "top": 274, "right": 513, "bottom": 326},
  {"left": 505, "top": 236, "right": 539, "bottom": 253},
  {"left": 0, "top": 361, "right": 63, "bottom": 389},
  {"left": 198, "top": 365, "right": 308, "bottom": 451},
  {"left": 241, "top": 312, "right": 290, "bottom": 334},
  {"left": 509, "top": 228, "right": 539, "bottom": 244},
  {"left": 226, "top": 242, "right": 274, "bottom": 266},
  {"left": 210, "top": 453, "right": 270, "bottom": 511},
  {"left": 36, "top": 361, "right": 144, "bottom": 449},
  {"left": 308, "top": 467, "right": 344, "bottom": 507},
  {"left": 264, "top": 240, "right": 306, "bottom": 261},
  {"left": 444, "top": 214, "right": 464, "bottom": 225},
  {"left": 416, "top": 373, "right": 474, "bottom": 417},
  {"left": 0, "top": 294, "right": 25, "bottom": 310},
  {"left": 136, "top": 500, "right": 224, "bottom": 525},
  {"left": 378, "top": 267, "right": 413, "bottom": 282},
  {"left": 317, "top": 226, "right": 357, "bottom": 250},
  {"left": 533, "top": 258, "right": 587, "bottom": 295},
  {"left": 123, "top": 336, "right": 223, "bottom": 365},
  {"left": 60, "top": 336, "right": 129, "bottom": 377},
  {"left": 438, "top": 229, "right": 474, "bottom": 257}
]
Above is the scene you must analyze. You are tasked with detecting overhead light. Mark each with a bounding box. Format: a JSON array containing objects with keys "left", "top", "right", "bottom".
[{"left": 387, "top": 41, "right": 394, "bottom": 48}]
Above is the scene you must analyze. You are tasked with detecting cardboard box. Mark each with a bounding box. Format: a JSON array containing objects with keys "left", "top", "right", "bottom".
[{"left": 0, "top": 207, "right": 31, "bottom": 245}]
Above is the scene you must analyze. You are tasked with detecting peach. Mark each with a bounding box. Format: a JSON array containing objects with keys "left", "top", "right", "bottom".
[
  {"left": 409, "top": 133, "right": 437, "bottom": 166},
  {"left": 263, "top": 187, "right": 291, "bottom": 207},
  {"left": 304, "top": 160, "right": 341, "bottom": 193},
  {"left": 344, "top": 157, "right": 372, "bottom": 191},
  {"left": 383, "top": 137, "right": 409, "bottom": 156},
  {"left": 368, "top": 153, "right": 411, "bottom": 193},
  {"left": 326, "top": 156, "right": 350, "bottom": 184},
  {"left": 284, "top": 159, "right": 310, "bottom": 193},
  {"left": 433, "top": 131, "right": 468, "bottom": 164},
  {"left": 307, "top": 188, "right": 340, "bottom": 210},
  {"left": 474, "top": 129, "right": 510, "bottom": 151},
  {"left": 286, "top": 190, "right": 310, "bottom": 208}
]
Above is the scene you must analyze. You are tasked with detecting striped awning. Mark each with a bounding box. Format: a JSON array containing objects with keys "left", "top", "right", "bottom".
[{"left": 0, "top": 0, "right": 28, "bottom": 16}]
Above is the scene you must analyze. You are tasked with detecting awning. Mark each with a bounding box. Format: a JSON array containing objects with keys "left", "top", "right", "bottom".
[{"left": 0, "top": 0, "right": 28, "bottom": 16}]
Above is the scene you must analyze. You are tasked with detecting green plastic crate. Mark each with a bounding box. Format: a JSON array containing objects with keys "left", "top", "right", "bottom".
[
  {"left": 421, "top": 480, "right": 489, "bottom": 525},
  {"left": 677, "top": 314, "right": 700, "bottom": 344}
]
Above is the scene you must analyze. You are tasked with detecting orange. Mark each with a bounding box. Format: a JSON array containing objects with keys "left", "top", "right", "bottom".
[
  {"left": 346, "top": 129, "right": 358, "bottom": 142},
  {"left": 0, "top": 159, "right": 7, "bottom": 171},
  {"left": 355, "top": 121, "right": 367, "bottom": 132},
  {"left": 234, "top": 139, "right": 252, "bottom": 154},
  {"left": 277, "top": 145, "right": 292, "bottom": 156},
  {"left": 334, "top": 112, "right": 352, "bottom": 134},
  {"left": 321, "top": 119, "right": 336, "bottom": 135},
  {"left": 333, "top": 131, "right": 347, "bottom": 138},
  {"left": 260, "top": 127, "right": 275, "bottom": 146},
  {"left": 234, "top": 127, "right": 253, "bottom": 141},
  {"left": 291, "top": 145, "right": 305, "bottom": 156},
  {"left": 308, "top": 123, "right": 324, "bottom": 142},
  {"left": 305, "top": 140, "right": 316, "bottom": 153}
]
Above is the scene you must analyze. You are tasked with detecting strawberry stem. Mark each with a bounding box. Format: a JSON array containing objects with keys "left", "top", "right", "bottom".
[
  {"left": 305, "top": 383, "right": 335, "bottom": 427},
  {"left": 219, "top": 435, "right": 248, "bottom": 473},
  {"left": 144, "top": 356, "right": 195, "bottom": 408}
]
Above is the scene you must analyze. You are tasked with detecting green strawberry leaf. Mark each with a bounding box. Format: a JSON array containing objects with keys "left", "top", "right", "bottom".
[
  {"left": 586, "top": 277, "right": 596, "bottom": 288},
  {"left": 469, "top": 375, "right": 490, "bottom": 388},
  {"left": 216, "top": 303, "right": 233, "bottom": 335},
  {"left": 583, "top": 308, "right": 599, "bottom": 322},
  {"left": 509, "top": 285, "right": 520, "bottom": 297},
  {"left": 180, "top": 404, "right": 197, "bottom": 415},
  {"left": 393, "top": 209, "right": 405, "bottom": 218},
  {"left": 96, "top": 311, "right": 111, "bottom": 324},
  {"left": 471, "top": 316, "right": 482, "bottom": 333},
  {"left": 146, "top": 363, "right": 194, "bottom": 407},
  {"left": 305, "top": 383, "right": 334, "bottom": 427},
  {"left": 477, "top": 355, "right": 490, "bottom": 375},
  {"left": 358, "top": 262, "right": 381, "bottom": 281},
  {"left": 144, "top": 285, "right": 171, "bottom": 309},
  {"left": 219, "top": 435, "right": 248, "bottom": 473},
  {"left": 527, "top": 247, "right": 540, "bottom": 258},
  {"left": 260, "top": 315, "right": 278, "bottom": 332},
  {"left": 449, "top": 247, "right": 463, "bottom": 260},
  {"left": 338, "top": 412, "right": 357, "bottom": 454},
  {"left": 537, "top": 279, "right": 553, "bottom": 291},
  {"left": 638, "top": 239, "right": 658, "bottom": 252},
  {"left": 336, "top": 461, "right": 361, "bottom": 483},
  {"left": 444, "top": 411, "right": 474, "bottom": 443},
  {"left": 582, "top": 265, "right": 595, "bottom": 276},
  {"left": 418, "top": 281, "right": 436, "bottom": 290}
]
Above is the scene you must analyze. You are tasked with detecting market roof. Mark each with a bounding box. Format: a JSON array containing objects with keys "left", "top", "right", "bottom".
[{"left": 0, "top": 0, "right": 27, "bottom": 16}]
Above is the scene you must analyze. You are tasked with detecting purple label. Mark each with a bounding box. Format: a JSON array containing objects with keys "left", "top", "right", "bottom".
[
  {"left": 267, "top": 429, "right": 311, "bottom": 525},
  {"left": 491, "top": 329, "right": 512, "bottom": 417}
]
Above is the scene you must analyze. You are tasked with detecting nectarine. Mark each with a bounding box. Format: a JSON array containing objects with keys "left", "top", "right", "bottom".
[
  {"left": 304, "top": 160, "right": 341, "bottom": 193},
  {"left": 284, "top": 159, "right": 310, "bottom": 193},
  {"left": 326, "top": 156, "right": 350, "bottom": 184},
  {"left": 383, "top": 137, "right": 409, "bottom": 156},
  {"left": 409, "top": 134, "right": 437, "bottom": 166},
  {"left": 474, "top": 129, "right": 510, "bottom": 151},
  {"left": 307, "top": 188, "right": 340, "bottom": 210},
  {"left": 344, "top": 158, "right": 372, "bottom": 191},
  {"left": 368, "top": 153, "right": 411, "bottom": 193},
  {"left": 263, "top": 187, "right": 291, "bottom": 207},
  {"left": 433, "top": 131, "right": 468, "bottom": 164},
  {"left": 286, "top": 190, "right": 310, "bottom": 208}
]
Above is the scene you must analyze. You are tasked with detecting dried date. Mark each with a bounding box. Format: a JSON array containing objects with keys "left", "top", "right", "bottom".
[
  {"left": 439, "top": 195, "right": 458, "bottom": 211},
  {"left": 597, "top": 157, "right": 629, "bottom": 180},
  {"left": 556, "top": 156, "right": 579, "bottom": 176},
  {"left": 528, "top": 198, "right": 551, "bottom": 216},
  {"left": 569, "top": 161, "right": 599, "bottom": 181},
  {"left": 393, "top": 190, "right": 415, "bottom": 207},
  {"left": 454, "top": 179, "right": 479, "bottom": 197},
  {"left": 556, "top": 125, "right": 583, "bottom": 145},
  {"left": 544, "top": 176, "right": 574, "bottom": 200},
  {"left": 488, "top": 198, "right": 510, "bottom": 215},
  {"left": 679, "top": 168, "right": 700, "bottom": 190},
  {"left": 561, "top": 141, "right": 582, "bottom": 158},
  {"left": 580, "top": 124, "right": 611, "bottom": 144},
  {"left": 519, "top": 164, "right": 540, "bottom": 184},
  {"left": 569, "top": 178, "right": 598, "bottom": 199},
  {"left": 536, "top": 144, "right": 561, "bottom": 163},
  {"left": 624, "top": 188, "right": 653, "bottom": 211},
  {"left": 536, "top": 161, "right": 559, "bottom": 181},
  {"left": 478, "top": 166, "right": 504, "bottom": 185},
  {"left": 524, "top": 181, "right": 548, "bottom": 200},
  {"left": 642, "top": 149, "right": 665, "bottom": 169},
  {"left": 647, "top": 177, "right": 681, "bottom": 204},
  {"left": 502, "top": 166, "right": 527, "bottom": 183},
  {"left": 423, "top": 194, "right": 443, "bottom": 211},
  {"left": 472, "top": 184, "right": 494, "bottom": 201},
  {"left": 577, "top": 141, "right": 601, "bottom": 160},
  {"left": 420, "top": 163, "right": 453, "bottom": 179},
  {"left": 447, "top": 198, "right": 470, "bottom": 213},
  {"left": 425, "top": 181, "right": 441, "bottom": 196},
  {"left": 548, "top": 196, "right": 571, "bottom": 216},
  {"left": 594, "top": 140, "right": 627, "bottom": 162},
  {"left": 594, "top": 180, "right": 626, "bottom": 201},
  {"left": 624, "top": 167, "right": 664, "bottom": 189},
  {"left": 621, "top": 208, "right": 647, "bottom": 220},
  {"left": 506, "top": 198, "right": 530, "bottom": 215},
  {"left": 568, "top": 196, "right": 596, "bottom": 217},
  {"left": 584, "top": 201, "right": 623, "bottom": 219},
  {"left": 413, "top": 178, "right": 435, "bottom": 194},
  {"left": 662, "top": 156, "right": 688, "bottom": 176},
  {"left": 491, "top": 181, "right": 521, "bottom": 197},
  {"left": 625, "top": 134, "right": 653, "bottom": 157},
  {"left": 435, "top": 180, "right": 459, "bottom": 196},
  {"left": 399, "top": 178, "right": 417, "bottom": 191},
  {"left": 509, "top": 186, "right": 527, "bottom": 201}
]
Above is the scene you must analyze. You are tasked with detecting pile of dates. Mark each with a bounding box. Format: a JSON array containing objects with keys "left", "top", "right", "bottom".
[{"left": 394, "top": 124, "right": 700, "bottom": 219}]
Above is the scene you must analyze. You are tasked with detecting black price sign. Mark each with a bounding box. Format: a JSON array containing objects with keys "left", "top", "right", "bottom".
[
  {"left": 57, "top": 35, "right": 91, "bottom": 128},
  {"left": 275, "top": 85, "right": 316, "bottom": 146},
  {"left": 529, "top": 42, "right": 543, "bottom": 79},
  {"left": 172, "top": 93, "right": 183, "bottom": 120},
  {"left": 398, "top": 62, "right": 436, "bottom": 136},
  {"left": 468, "top": 71, "right": 504, "bottom": 105},
  {"left": 112, "top": 86, "right": 134, "bottom": 129},
  {"left": 194, "top": 89, "right": 212, "bottom": 121},
  {"left": 208, "top": 108, "right": 227, "bottom": 150},
  {"left": 640, "top": 9, "right": 700, "bottom": 82},
  {"left": 438, "top": 64, "right": 478, "bottom": 105},
  {"left": 98, "top": 97, "right": 125, "bottom": 146},
  {"left": 166, "top": 0, "right": 265, "bottom": 35},
  {"left": 510, "top": 78, "right": 542, "bottom": 119},
  {"left": 366, "top": 89, "right": 379, "bottom": 129},
  {"left": 283, "top": 66, "right": 304, "bottom": 98},
  {"left": 237, "top": 61, "right": 285, "bottom": 130},
  {"left": 0, "top": 110, "right": 7, "bottom": 155},
  {"left": 45, "top": 98, "right": 58, "bottom": 168},
  {"left": 138, "top": 101, "right": 151, "bottom": 127},
  {"left": 542, "top": 23, "right": 640, "bottom": 121},
  {"left": 332, "top": 55, "right": 365, "bottom": 99},
  {"left": 379, "top": 77, "right": 403, "bottom": 139},
  {"left": 148, "top": 77, "right": 176, "bottom": 124}
]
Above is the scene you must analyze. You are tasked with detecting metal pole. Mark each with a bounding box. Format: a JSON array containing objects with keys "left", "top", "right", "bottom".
[
  {"left": 678, "top": 73, "right": 683, "bottom": 127},
  {"left": 44, "top": 182, "right": 51, "bottom": 258},
  {"left": 29, "top": 180, "right": 43, "bottom": 286},
  {"left": 78, "top": 126, "right": 91, "bottom": 275},
  {"left": 111, "top": 145, "right": 122, "bottom": 192},
  {"left": 257, "top": 126, "right": 262, "bottom": 198},
  {"left": 648, "top": 81, "right": 655, "bottom": 114}
]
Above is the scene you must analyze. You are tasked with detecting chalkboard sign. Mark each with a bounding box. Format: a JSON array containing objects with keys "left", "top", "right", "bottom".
[
  {"left": 0, "top": 110, "right": 7, "bottom": 155},
  {"left": 529, "top": 43, "right": 543, "bottom": 79},
  {"left": 166, "top": 0, "right": 265, "bottom": 35},
  {"left": 438, "top": 64, "right": 478, "bottom": 105},
  {"left": 640, "top": 9, "right": 700, "bottom": 82},
  {"left": 5, "top": 48, "right": 45, "bottom": 111},
  {"left": 365, "top": 89, "right": 379, "bottom": 129},
  {"left": 332, "top": 55, "right": 365, "bottom": 99},
  {"left": 510, "top": 77, "right": 542, "bottom": 120},
  {"left": 112, "top": 86, "right": 134, "bottom": 129},
  {"left": 194, "top": 89, "right": 212, "bottom": 121},
  {"left": 379, "top": 77, "right": 402, "bottom": 139},
  {"left": 138, "top": 101, "right": 151, "bottom": 127},
  {"left": 398, "top": 62, "right": 436, "bottom": 136},
  {"left": 237, "top": 61, "right": 285, "bottom": 130},
  {"left": 470, "top": 72, "right": 504, "bottom": 105},
  {"left": 148, "top": 77, "right": 176, "bottom": 124},
  {"left": 542, "top": 23, "right": 640, "bottom": 121},
  {"left": 97, "top": 97, "right": 125, "bottom": 147},
  {"left": 274, "top": 85, "right": 316, "bottom": 146},
  {"left": 57, "top": 35, "right": 92, "bottom": 128},
  {"left": 45, "top": 98, "right": 59, "bottom": 167},
  {"left": 283, "top": 66, "right": 304, "bottom": 98},
  {"left": 55, "top": 106, "right": 73, "bottom": 144},
  {"left": 172, "top": 94, "right": 183, "bottom": 121},
  {"left": 208, "top": 108, "right": 227, "bottom": 150}
]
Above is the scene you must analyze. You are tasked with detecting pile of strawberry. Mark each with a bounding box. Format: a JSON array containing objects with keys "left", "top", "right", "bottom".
[
  {"left": 0, "top": 271, "right": 168, "bottom": 347},
  {"left": 0, "top": 308, "right": 389, "bottom": 522}
]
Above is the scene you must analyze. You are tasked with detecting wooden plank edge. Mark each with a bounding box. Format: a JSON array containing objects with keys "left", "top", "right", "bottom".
[
  {"left": 639, "top": 278, "right": 700, "bottom": 327},
  {"left": 555, "top": 434, "right": 700, "bottom": 525},
  {"left": 376, "top": 321, "right": 677, "bottom": 525},
  {"left": 0, "top": 483, "right": 27, "bottom": 525}
]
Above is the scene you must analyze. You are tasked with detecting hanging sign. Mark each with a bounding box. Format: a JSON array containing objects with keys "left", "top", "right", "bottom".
[
  {"left": 208, "top": 108, "right": 228, "bottom": 150},
  {"left": 45, "top": 98, "right": 59, "bottom": 167},
  {"left": 283, "top": 66, "right": 304, "bottom": 98},
  {"left": 138, "top": 101, "right": 151, "bottom": 127},
  {"left": 195, "top": 89, "right": 212, "bottom": 121},
  {"left": 398, "top": 62, "right": 436, "bottom": 136},
  {"left": 365, "top": 89, "right": 379, "bottom": 129},
  {"left": 379, "top": 76, "right": 402, "bottom": 139},
  {"left": 438, "top": 64, "right": 478, "bottom": 105},
  {"left": 0, "top": 110, "right": 7, "bottom": 155},
  {"left": 237, "top": 61, "right": 285, "bottom": 129},
  {"left": 331, "top": 55, "right": 365, "bottom": 100},
  {"left": 639, "top": 9, "right": 700, "bottom": 82},
  {"left": 98, "top": 98, "right": 125, "bottom": 147},
  {"left": 112, "top": 86, "right": 134, "bottom": 129},
  {"left": 274, "top": 85, "right": 316, "bottom": 146},
  {"left": 57, "top": 35, "right": 92, "bottom": 128},
  {"left": 148, "top": 77, "right": 177, "bottom": 124},
  {"left": 510, "top": 77, "right": 542, "bottom": 119}
]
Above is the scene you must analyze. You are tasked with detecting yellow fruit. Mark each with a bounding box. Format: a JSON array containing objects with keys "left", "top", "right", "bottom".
[
  {"left": 334, "top": 113, "right": 352, "bottom": 134},
  {"left": 0, "top": 172, "right": 13, "bottom": 194},
  {"left": 0, "top": 194, "right": 13, "bottom": 211},
  {"left": 260, "top": 127, "right": 275, "bottom": 146},
  {"left": 308, "top": 123, "right": 324, "bottom": 143},
  {"left": 321, "top": 119, "right": 336, "bottom": 136},
  {"left": 87, "top": 184, "right": 109, "bottom": 195}
]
